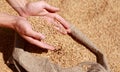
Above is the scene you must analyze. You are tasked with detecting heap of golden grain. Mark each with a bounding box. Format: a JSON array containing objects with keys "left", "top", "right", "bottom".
[{"left": 26, "top": 16, "right": 96, "bottom": 68}]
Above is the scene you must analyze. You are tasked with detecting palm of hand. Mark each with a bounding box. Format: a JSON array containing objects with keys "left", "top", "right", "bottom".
[
  {"left": 14, "top": 17, "right": 55, "bottom": 50},
  {"left": 26, "top": 1, "right": 70, "bottom": 34},
  {"left": 14, "top": 1, "right": 70, "bottom": 50}
]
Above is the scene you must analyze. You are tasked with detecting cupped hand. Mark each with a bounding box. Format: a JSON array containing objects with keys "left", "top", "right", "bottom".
[
  {"left": 14, "top": 17, "right": 55, "bottom": 50},
  {"left": 24, "top": 1, "right": 71, "bottom": 34}
]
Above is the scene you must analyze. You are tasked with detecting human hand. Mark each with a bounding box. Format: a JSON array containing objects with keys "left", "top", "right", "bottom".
[
  {"left": 14, "top": 17, "right": 55, "bottom": 50},
  {"left": 7, "top": 0, "right": 71, "bottom": 34},
  {"left": 25, "top": 1, "right": 71, "bottom": 34}
]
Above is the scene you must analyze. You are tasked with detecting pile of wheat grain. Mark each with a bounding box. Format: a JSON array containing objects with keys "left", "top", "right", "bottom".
[
  {"left": 0, "top": 0, "right": 120, "bottom": 72},
  {"left": 26, "top": 16, "right": 96, "bottom": 67}
]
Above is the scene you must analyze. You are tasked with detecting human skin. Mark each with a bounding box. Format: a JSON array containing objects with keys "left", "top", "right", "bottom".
[
  {"left": 6, "top": 0, "right": 71, "bottom": 34},
  {"left": 5, "top": 0, "right": 71, "bottom": 50},
  {"left": 0, "top": 13, "right": 55, "bottom": 50},
  {"left": 10, "top": 25, "right": 110, "bottom": 72},
  {"left": 5, "top": 0, "right": 109, "bottom": 71}
]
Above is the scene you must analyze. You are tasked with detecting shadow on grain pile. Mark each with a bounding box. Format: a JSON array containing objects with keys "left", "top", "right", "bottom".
[
  {"left": 0, "top": 28, "right": 19, "bottom": 72},
  {"left": 11, "top": 33, "right": 108, "bottom": 72},
  {"left": 25, "top": 16, "right": 95, "bottom": 67},
  {"left": 0, "top": 0, "right": 119, "bottom": 72},
  {"left": 21, "top": 16, "right": 109, "bottom": 72}
]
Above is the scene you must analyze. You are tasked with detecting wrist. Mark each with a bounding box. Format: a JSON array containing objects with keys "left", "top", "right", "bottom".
[
  {"left": 7, "top": 0, "right": 30, "bottom": 17},
  {"left": 0, "top": 13, "right": 17, "bottom": 29},
  {"left": 22, "top": 0, "right": 30, "bottom": 17},
  {"left": 12, "top": 16, "right": 26, "bottom": 30},
  {"left": 21, "top": 2, "right": 31, "bottom": 17},
  {"left": 5, "top": 15, "right": 19, "bottom": 30},
  {"left": 11, "top": 16, "right": 18, "bottom": 30},
  {"left": 18, "top": 2, "right": 30, "bottom": 18},
  {"left": 14, "top": 4, "right": 30, "bottom": 18}
]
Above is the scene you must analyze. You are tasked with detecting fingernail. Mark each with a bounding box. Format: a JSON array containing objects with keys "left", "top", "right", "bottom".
[
  {"left": 55, "top": 7, "right": 60, "bottom": 10},
  {"left": 57, "top": 8, "right": 60, "bottom": 10},
  {"left": 61, "top": 30, "right": 67, "bottom": 35},
  {"left": 51, "top": 47, "right": 56, "bottom": 50},
  {"left": 52, "top": 48, "right": 55, "bottom": 50},
  {"left": 64, "top": 31, "right": 67, "bottom": 34},
  {"left": 41, "top": 35, "right": 45, "bottom": 39},
  {"left": 67, "top": 29, "right": 71, "bottom": 33},
  {"left": 50, "top": 48, "right": 55, "bottom": 50}
]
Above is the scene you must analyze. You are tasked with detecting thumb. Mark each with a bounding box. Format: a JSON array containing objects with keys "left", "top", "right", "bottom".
[{"left": 44, "top": 4, "right": 59, "bottom": 12}]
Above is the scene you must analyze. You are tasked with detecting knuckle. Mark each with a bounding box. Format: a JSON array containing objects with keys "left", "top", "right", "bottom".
[
  {"left": 24, "top": 29, "right": 30, "bottom": 35},
  {"left": 53, "top": 14, "right": 57, "bottom": 18}
]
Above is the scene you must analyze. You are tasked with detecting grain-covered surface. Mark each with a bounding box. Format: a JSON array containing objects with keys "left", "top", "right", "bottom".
[
  {"left": 26, "top": 16, "right": 96, "bottom": 67},
  {"left": 0, "top": 0, "right": 120, "bottom": 72}
]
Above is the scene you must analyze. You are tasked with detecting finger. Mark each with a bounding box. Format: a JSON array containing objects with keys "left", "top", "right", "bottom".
[
  {"left": 22, "top": 35, "right": 55, "bottom": 50},
  {"left": 44, "top": 3, "right": 59, "bottom": 12},
  {"left": 26, "top": 29, "right": 45, "bottom": 40},
  {"left": 42, "top": 14, "right": 67, "bottom": 34},
  {"left": 54, "top": 14, "right": 70, "bottom": 30},
  {"left": 54, "top": 26, "right": 67, "bottom": 34},
  {"left": 38, "top": 9, "right": 49, "bottom": 16},
  {"left": 52, "top": 21, "right": 67, "bottom": 34}
]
